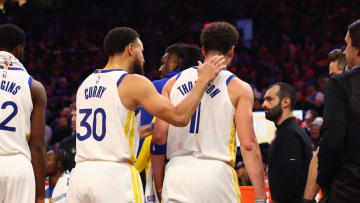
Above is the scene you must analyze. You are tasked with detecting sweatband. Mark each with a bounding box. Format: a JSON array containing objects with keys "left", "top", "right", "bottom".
[{"left": 150, "top": 142, "right": 167, "bottom": 155}]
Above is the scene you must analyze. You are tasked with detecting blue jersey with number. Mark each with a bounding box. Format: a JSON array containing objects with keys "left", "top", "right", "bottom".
[
  {"left": 0, "top": 54, "right": 33, "bottom": 160},
  {"left": 75, "top": 69, "right": 140, "bottom": 163},
  {"left": 167, "top": 67, "right": 237, "bottom": 166}
]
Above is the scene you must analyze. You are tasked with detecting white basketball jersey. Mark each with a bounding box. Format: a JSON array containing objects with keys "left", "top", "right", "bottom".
[
  {"left": 0, "top": 59, "right": 33, "bottom": 160},
  {"left": 75, "top": 69, "right": 140, "bottom": 163},
  {"left": 167, "top": 68, "right": 237, "bottom": 166}
]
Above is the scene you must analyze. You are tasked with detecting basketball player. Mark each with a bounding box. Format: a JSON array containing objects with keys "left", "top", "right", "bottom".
[
  {"left": 137, "top": 43, "right": 203, "bottom": 179},
  {"left": 67, "top": 27, "right": 226, "bottom": 203},
  {"left": 151, "top": 22, "right": 267, "bottom": 202},
  {"left": 0, "top": 23, "right": 46, "bottom": 203}
]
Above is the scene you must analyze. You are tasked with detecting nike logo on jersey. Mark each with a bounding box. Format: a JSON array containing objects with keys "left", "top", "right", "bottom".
[{"left": 84, "top": 85, "right": 107, "bottom": 99}]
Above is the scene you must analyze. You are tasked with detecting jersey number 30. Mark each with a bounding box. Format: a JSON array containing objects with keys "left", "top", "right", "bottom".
[
  {"left": 77, "top": 108, "right": 106, "bottom": 141},
  {"left": 0, "top": 101, "right": 18, "bottom": 132}
]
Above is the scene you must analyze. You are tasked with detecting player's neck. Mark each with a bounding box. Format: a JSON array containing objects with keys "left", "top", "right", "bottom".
[
  {"left": 103, "top": 55, "right": 132, "bottom": 72},
  {"left": 49, "top": 171, "right": 63, "bottom": 186},
  {"left": 205, "top": 51, "right": 222, "bottom": 59},
  {"left": 276, "top": 111, "right": 293, "bottom": 126}
]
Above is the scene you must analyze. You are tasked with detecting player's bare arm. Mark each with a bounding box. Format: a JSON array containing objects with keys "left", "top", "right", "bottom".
[
  {"left": 303, "top": 147, "right": 320, "bottom": 200},
  {"left": 29, "top": 79, "right": 47, "bottom": 203},
  {"left": 119, "top": 55, "right": 226, "bottom": 127},
  {"left": 228, "top": 77, "right": 267, "bottom": 200}
]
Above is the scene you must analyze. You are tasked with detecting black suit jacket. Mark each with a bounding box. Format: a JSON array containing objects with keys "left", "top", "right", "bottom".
[{"left": 317, "top": 66, "right": 360, "bottom": 203}]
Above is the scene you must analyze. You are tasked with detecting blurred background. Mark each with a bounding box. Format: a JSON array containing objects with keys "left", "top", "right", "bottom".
[{"left": 0, "top": 0, "right": 355, "bottom": 161}]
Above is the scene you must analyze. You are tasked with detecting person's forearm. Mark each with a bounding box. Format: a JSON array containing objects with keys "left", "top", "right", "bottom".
[
  {"left": 30, "top": 144, "right": 46, "bottom": 199},
  {"left": 304, "top": 151, "right": 320, "bottom": 200},
  {"left": 241, "top": 142, "right": 267, "bottom": 199},
  {"left": 151, "top": 154, "right": 166, "bottom": 201}
]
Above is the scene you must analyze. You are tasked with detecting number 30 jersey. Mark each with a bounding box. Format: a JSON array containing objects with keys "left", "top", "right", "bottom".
[
  {"left": 167, "top": 67, "right": 237, "bottom": 166},
  {"left": 75, "top": 69, "right": 140, "bottom": 164},
  {"left": 0, "top": 65, "right": 33, "bottom": 160}
]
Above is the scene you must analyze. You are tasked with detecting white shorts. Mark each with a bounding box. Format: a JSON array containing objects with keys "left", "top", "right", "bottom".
[
  {"left": 162, "top": 156, "right": 241, "bottom": 203},
  {"left": 67, "top": 161, "right": 144, "bottom": 203},
  {"left": 0, "top": 154, "right": 35, "bottom": 203}
]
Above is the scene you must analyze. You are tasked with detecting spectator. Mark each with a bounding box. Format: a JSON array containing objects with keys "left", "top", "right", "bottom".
[
  {"left": 58, "top": 102, "right": 76, "bottom": 170},
  {"left": 309, "top": 117, "right": 323, "bottom": 150}
]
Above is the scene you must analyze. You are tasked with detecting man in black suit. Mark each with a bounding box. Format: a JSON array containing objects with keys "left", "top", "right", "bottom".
[
  {"left": 317, "top": 19, "right": 360, "bottom": 203},
  {"left": 58, "top": 102, "right": 76, "bottom": 170}
]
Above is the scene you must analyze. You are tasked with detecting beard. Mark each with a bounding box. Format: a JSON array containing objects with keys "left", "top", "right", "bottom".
[
  {"left": 265, "top": 102, "right": 283, "bottom": 123},
  {"left": 132, "top": 56, "right": 144, "bottom": 75}
]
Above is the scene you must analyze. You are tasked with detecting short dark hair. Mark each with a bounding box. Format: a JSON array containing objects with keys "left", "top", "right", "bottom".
[
  {"left": 348, "top": 19, "right": 360, "bottom": 49},
  {"left": 200, "top": 22, "right": 239, "bottom": 54},
  {"left": 0, "top": 23, "right": 25, "bottom": 51},
  {"left": 328, "top": 49, "right": 346, "bottom": 70},
  {"left": 273, "top": 82, "right": 296, "bottom": 110},
  {"left": 103, "top": 27, "right": 140, "bottom": 56},
  {"left": 165, "top": 43, "right": 203, "bottom": 71}
]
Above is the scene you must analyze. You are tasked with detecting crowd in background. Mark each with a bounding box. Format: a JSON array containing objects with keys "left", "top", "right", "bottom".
[{"left": 0, "top": 0, "right": 356, "bottom": 186}]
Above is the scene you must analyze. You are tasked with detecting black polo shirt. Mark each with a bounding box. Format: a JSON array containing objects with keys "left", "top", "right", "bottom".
[{"left": 268, "top": 117, "right": 313, "bottom": 203}]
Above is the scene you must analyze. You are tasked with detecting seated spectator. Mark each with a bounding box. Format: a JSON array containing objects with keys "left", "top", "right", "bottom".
[
  {"left": 310, "top": 117, "right": 323, "bottom": 150},
  {"left": 49, "top": 116, "right": 72, "bottom": 146},
  {"left": 59, "top": 102, "right": 76, "bottom": 170},
  {"left": 235, "top": 161, "right": 252, "bottom": 186}
]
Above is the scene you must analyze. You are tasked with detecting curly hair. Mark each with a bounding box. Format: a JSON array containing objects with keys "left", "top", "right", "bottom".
[
  {"left": 200, "top": 22, "right": 239, "bottom": 55},
  {"left": 103, "top": 27, "right": 140, "bottom": 56},
  {"left": 165, "top": 43, "right": 203, "bottom": 71}
]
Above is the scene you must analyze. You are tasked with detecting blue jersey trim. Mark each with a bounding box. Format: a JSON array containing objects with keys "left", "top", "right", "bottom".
[
  {"left": 116, "top": 73, "right": 128, "bottom": 87},
  {"left": 28, "top": 75, "right": 33, "bottom": 88},
  {"left": 175, "top": 72, "right": 182, "bottom": 81},
  {"left": 191, "top": 66, "right": 198, "bottom": 70},
  {"left": 135, "top": 108, "right": 140, "bottom": 116},
  {"left": 93, "top": 68, "right": 124, "bottom": 74},
  {"left": 0, "top": 66, "right": 24, "bottom": 71},
  {"left": 226, "top": 74, "right": 236, "bottom": 86}
]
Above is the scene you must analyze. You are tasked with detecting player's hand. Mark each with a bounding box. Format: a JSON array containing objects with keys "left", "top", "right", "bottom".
[
  {"left": 197, "top": 55, "right": 226, "bottom": 83},
  {"left": 140, "top": 124, "right": 153, "bottom": 138}
]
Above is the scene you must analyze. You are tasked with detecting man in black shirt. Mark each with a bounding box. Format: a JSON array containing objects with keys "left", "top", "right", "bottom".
[
  {"left": 262, "top": 82, "right": 313, "bottom": 203},
  {"left": 58, "top": 102, "right": 76, "bottom": 170},
  {"left": 317, "top": 19, "right": 360, "bottom": 203}
]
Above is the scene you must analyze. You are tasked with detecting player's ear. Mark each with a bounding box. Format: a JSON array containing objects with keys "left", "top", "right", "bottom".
[
  {"left": 127, "top": 43, "right": 135, "bottom": 56},
  {"left": 227, "top": 45, "right": 235, "bottom": 58},
  {"left": 12, "top": 44, "right": 24, "bottom": 59},
  {"left": 201, "top": 47, "right": 206, "bottom": 58}
]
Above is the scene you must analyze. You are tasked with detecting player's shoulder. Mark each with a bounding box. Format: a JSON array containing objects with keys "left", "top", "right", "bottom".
[
  {"left": 30, "top": 79, "right": 47, "bottom": 105},
  {"left": 227, "top": 74, "right": 252, "bottom": 97}
]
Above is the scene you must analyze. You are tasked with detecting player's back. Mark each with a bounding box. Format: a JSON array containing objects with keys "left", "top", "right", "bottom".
[
  {"left": 168, "top": 67, "right": 237, "bottom": 166},
  {"left": 0, "top": 64, "right": 33, "bottom": 160},
  {"left": 75, "top": 69, "right": 140, "bottom": 163}
]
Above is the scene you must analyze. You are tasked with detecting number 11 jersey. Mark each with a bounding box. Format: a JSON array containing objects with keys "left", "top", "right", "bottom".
[{"left": 167, "top": 67, "right": 237, "bottom": 166}]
